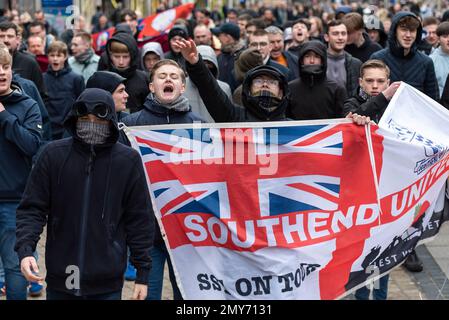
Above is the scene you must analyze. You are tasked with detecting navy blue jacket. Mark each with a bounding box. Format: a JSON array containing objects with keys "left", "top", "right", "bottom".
[
  {"left": 122, "top": 95, "right": 204, "bottom": 127},
  {"left": 370, "top": 12, "right": 439, "bottom": 100},
  {"left": 0, "top": 87, "right": 43, "bottom": 202},
  {"left": 15, "top": 88, "right": 154, "bottom": 296},
  {"left": 13, "top": 73, "right": 51, "bottom": 141},
  {"left": 43, "top": 65, "right": 85, "bottom": 138}
]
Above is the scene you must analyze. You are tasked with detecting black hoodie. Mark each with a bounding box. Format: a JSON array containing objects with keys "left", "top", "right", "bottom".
[
  {"left": 16, "top": 88, "right": 154, "bottom": 296},
  {"left": 287, "top": 41, "right": 347, "bottom": 120},
  {"left": 101, "top": 32, "right": 150, "bottom": 113}
]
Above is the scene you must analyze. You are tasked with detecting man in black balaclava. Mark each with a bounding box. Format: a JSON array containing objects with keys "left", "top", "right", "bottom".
[
  {"left": 16, "top": 88, "right": 154, "bottom": 300},
  {"left": 175, "top": 38, "right": 290, "bottom": 122}
]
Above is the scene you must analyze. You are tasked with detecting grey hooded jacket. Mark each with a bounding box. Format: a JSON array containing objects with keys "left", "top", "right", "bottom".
[
  {"left": 141, "top": 42, "right": 165, "bottom": 71},
  {"left": 183, "top": 45, "right": 232, "bottom": 123}
]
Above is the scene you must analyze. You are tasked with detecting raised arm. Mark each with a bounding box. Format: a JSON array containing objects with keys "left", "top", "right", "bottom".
[{"left": 173, "top": 38, "right": 242, "bottom": 122}]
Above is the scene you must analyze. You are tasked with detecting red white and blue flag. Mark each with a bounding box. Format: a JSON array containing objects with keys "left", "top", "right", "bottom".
[{"left": 125, "top": 84, "right": 449, "bottom": 299}]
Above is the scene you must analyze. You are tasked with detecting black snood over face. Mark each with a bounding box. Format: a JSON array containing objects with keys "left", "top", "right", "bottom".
[{"left": 253, "top": 90, "right": 282, "bottom": 113}]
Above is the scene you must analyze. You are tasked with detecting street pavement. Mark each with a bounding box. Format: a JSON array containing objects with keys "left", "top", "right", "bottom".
[{"left": 1, "top": 223, "right": 448, "bottom": 300}]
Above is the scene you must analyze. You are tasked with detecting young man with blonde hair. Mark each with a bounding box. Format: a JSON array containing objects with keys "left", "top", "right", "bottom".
[{"left": 0, "top": 43, "right": 42, "bottom": 300}]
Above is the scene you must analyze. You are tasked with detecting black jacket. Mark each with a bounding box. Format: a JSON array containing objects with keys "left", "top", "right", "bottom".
[
  {"left": 0, "top": 86, "right": 42, "bottom": 202},
  {"left": 343, "top": 88, "right": 389, "bottom": 123},
  {"left": 12, "top": 50, "right": 46, "bottom": 97},
  {"left": 345, "top": 32, "right": 383, "bottom": 63},
  {"left": 15, "top": 88, "right": 154, "bottom": 296},
  {"left": 344, "top": 52, "right": 362, "bottom": 97},
  {"left": 43, "top": 65, "right": 85, "bottom": 138},
  {"left": 101, "top": 32, "right": 150, "bottom": 113},
  {"left": 186, "top": 55, "right": 290, "bottom": 122},
  {"left": 288, "top": 41, "right": 347, "bottom": 120}
]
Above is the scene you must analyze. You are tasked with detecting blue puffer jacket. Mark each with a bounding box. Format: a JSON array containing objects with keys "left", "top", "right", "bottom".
[
  {"left": 370, "top": 12, "right": 439, "bottom": 100},
  {"left": 0, "top": 87, "right": 42, "bottom": 202}
]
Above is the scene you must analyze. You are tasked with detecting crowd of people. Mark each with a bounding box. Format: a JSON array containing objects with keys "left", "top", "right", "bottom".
[{"left": 1, "top": 0, "right": 449, "bottom": 300}]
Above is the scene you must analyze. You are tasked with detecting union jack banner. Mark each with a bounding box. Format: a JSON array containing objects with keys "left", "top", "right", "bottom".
[{"left": 125, "top": 84, "right": 449, "bottom": 299}]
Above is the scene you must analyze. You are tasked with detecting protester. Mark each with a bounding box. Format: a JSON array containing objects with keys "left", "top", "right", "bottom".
[
  {"left": 287, "top": 40, "right": 347, "bottom": 120},
  {"left": 248, "top": 29, "right": 293, "bottom": 81},
  {"left": 122, "top": 59, "right": 204, "bottom": 300},
  {"left": 175, "top": 38, "right": 290, "bottom": 122},
  {"left": 422, "top": 16, "right": 439, "bottom": 52},
  {"left": 365, "top": 16, "right": 388, "bottom": 48},
  {"left": 120, "top": 9, "right": 141, "bottom": 40},
  {"left": 344, "top": 60, "right": 401, "bottom": 299},
  {"left": 86, "top": 71, "right": 129, "bottom": 122},
  {"left": 69, "top": 32, "right": 100, "bottom": 84},
  {"left": 43, "top": 41, "right": 85, "bottom": 140},
  {"left": 27, "top": 21, "right": 54, "bottom": 54},
  {"left": 265, "top": 26, "right": 298, "bottom": 79},
  {"left": 193, "top": 24, "right": 213, "bottom": 46},
  {"left": 166, "top": 24, "right": 189, "bottom": 71},
  {"left": 232, "top": 47, "right": 264, "bottom": 105},
  {"left": 371, "top": 12, "right": 439, "bottom": 101},
  {"left": 0, "top": 44, "right": 42, "bottom": 300},
  {"left": 184, "top": 45, "right": 232, "bottom": 123},
  {"left": 141, "top": 42, "right": 164, "bottom": 74},
  {"left": 0, "top": 21, "right": 45, "bottom": 97},
  {"left": 324, "top": 20, "right": 362, "bottom": 97},
  {"left": 342, "top": 13, "right": 382, "bottom": 63},
  {"left": 101, "top": 31, "right": 149, "bottom": 113},
  {"left": 288, "top": 18, "right": 311, "bottom": 57},
  {"left": 213, "top": 22, "right": 244, "bottom": 91},
  {"left": 430, "top": 22, "right": 449, "bottom": 98},
  {"left": 16, "top": 88, "right": 154, "bottom": 300}
]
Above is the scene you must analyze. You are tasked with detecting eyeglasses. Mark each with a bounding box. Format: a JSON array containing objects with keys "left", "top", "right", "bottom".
[
  {"left": 249, "top": 41, "right": 268, "bottom": 48},
  {"left": 74, "top": 102, "right": 110, "bottom": 119},
  {"left": 252, "top": 78, "right": 279, "bottom": 87}
]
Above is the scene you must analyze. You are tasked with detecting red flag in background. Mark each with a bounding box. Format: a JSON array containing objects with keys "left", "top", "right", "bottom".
[
  {"left": 92, "top": 26, "right": 116, "bottom": 53},
  {"left": 137, "top": 3, "right": 194, "bottom": 40}
]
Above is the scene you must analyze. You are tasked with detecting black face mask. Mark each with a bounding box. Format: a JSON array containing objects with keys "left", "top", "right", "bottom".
[
  {"left": 253, "top": 90, "right": 282, "bottom": 113},
  {"left": 300, "top": 64, "right": 325, "bottom": 86},
  {"left": 300, "top": 64, "right": 324, "bottom": 76}
]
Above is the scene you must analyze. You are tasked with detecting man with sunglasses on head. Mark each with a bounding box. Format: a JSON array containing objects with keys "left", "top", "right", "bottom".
[{"left": 15, "top": 88, "right": 155, "bottom": 300}]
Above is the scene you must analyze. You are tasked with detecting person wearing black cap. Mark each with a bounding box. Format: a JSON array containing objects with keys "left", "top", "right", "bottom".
[
  {"left": 86, "top": 71, "right": 129, "bottom": 122},
  {"left": 212, "top": 22, "right": 244, "bottom": 91},
  {"left": 287, "top": 40, "right": 347, "bottom": 120},
  {"left": 16, "top": 88, "right": 155, "bottom": 300},
  {"left": 166, "top": 25, "right": 189, "bottom": 72}
]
